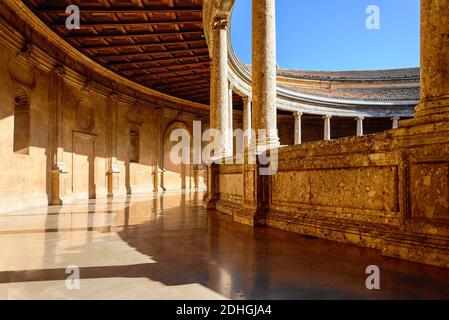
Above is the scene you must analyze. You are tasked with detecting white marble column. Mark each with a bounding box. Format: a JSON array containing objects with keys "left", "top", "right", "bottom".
[
  {"left": 392, "top": 115, "right": 400, "bottom": 129},
  {"left": 294, "top": 112, "right": 302, "bottom": 145},
  {"left": 252, "top": 0, "right": 279, "bottom": 150},
  {"left": 211, "top": 18, "right": 230, "bottom": 157},
  {"left": 356, "top": 116, "right": 364, "bottom": 137},
  {"left": 228, "top": 82, "right": 234, "bottom": 155},
  {"left": 243, "top": 96, "right": 253, "bottom": 148},
  {"left": 323, "top": 115, "right": 332, "bottom": 141}
]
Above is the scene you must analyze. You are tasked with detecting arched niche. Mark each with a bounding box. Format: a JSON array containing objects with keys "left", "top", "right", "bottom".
[
  {"left": 162, "top": 121, "right": 193, "bottom": 191},
  {"left": 75, "top": 98, "right": 95, "bottom": 134},
  {"left": 13, "top": 87, "right": 30, "bottom": 154}
]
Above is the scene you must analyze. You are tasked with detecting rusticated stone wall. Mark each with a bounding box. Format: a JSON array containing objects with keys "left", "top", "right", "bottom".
[
  {"left": 216, "top": 164, "right": 244, "bottom": 217},
  {"left": 264, "top": 126, "right": 449, "bottom": 268},
  {"left": 214, "top": 122, "right": 449, "bottom": 268}
]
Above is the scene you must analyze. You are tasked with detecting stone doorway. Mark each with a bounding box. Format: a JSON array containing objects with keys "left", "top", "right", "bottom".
[
  {"left": 72, "top": 132, "right": 96, "bottom": 200},
  {"left": 162, "top": 121, "right": 193, "bottom": 191}
]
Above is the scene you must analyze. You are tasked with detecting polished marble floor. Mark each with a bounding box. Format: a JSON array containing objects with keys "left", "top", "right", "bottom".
[{"left": 0, "top": 191, "right": 449, "bottom": 300}]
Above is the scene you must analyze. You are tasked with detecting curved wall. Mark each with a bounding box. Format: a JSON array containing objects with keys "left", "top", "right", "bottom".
[{"left": 0, "top": 3, "right": 208, "bottom": 213}]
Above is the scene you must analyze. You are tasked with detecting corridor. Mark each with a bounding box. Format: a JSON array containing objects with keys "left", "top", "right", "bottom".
[{"left": 0, "top": 192, "right": 448, "bottom": 300}]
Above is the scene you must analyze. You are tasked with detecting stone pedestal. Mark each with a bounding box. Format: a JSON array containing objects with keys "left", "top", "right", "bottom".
[
  {"left": 50, "top": 163, "right": 68, "bottom": 205},
  {"left": 152, "top": 166, "right": 165, "bottom": 192},
  {"left": 107, "top": 164, "right": 120, "bottom": 197},
  {"left": 204, "top": 163, "right": 219, "bottom": 209}
]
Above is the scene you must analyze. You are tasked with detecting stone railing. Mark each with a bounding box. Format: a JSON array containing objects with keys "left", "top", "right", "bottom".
[{"left": 209, "top": 120, "right": 449, "bottom": 268}]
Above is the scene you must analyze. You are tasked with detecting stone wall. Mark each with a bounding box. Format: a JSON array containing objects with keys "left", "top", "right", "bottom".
[
  {"left": 214, "top": 122, "right": 449, "bottom": 268},
  {"left": 0, "top": 17, "right": 207, "bottom": 214}
]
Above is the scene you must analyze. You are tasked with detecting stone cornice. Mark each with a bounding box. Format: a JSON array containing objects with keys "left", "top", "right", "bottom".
[{"left": 0, "top": 0, "right": 210, "bottom": 115}]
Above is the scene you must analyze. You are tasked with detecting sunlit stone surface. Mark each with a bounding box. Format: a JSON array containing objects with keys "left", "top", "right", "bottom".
[{"left": 0, "top": 192, "right": 448, "bottom": 300}]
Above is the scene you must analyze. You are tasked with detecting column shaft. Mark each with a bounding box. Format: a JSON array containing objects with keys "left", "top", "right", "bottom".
[
  {"left": 356, "top": 117, "right": 364, "bottom": 137},
  {"left": 107, "top": 93, "right": 120, "bottom": 197},
  {"left": 49, "top": 65, "right": 68, "bottom": 205},
  {"left": 243, "top": 97, "right": 253, "bottom": 147},
  {"left": 228, "top": 83, "right": 234, "bottom": 155},
  {"left": 252, "top": 0, "right": 279, "bottom": 149},
  {"left": 294, "top": 112, "right": 302, "bottom": 145},
  {"left": 323, "top": 115, "right": 332, "bottom": 141},
  {"left": 392, "top": 116, "right": 400, "bottom": 129},
  {"left": 416, "top": 0, "right": 449, "bottom": 118},
  {"left": 211, "top": 19, "right": 230, "bottom": 157}
]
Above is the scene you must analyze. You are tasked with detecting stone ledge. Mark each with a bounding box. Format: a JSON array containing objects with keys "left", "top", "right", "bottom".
[{"left": 266, "top": 210, "right": 449, "bottom": 268}]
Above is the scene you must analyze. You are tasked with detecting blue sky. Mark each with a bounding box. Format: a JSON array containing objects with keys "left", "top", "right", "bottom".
[{"left": 230, "top": 0, "right": 420, "bottom": 71}]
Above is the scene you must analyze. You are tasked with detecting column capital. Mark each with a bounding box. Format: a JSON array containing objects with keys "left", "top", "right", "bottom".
[
  {"left": 228, "top": 81, "right": 234, "bottom": 90},
  {"left": 323, "top": 114, "right": 332, "bottom": 120},
  {"left": 53, "top": 64, "right": 66, "bottom": 78},
  {"left": 243, "top": 96, "right": 252, "bottom": 104},
  {"left": 294, "top": 111, "right": 303, "bottom": 118},
  {"left": 391, "top": 115, "right": 401, "bottom": 121},
  {"left": 355, "top": 115, "right": 365, "bottom": 120},
  {"left": 212, "top": 18, "right": 228, "bottom": 30},
  {"left": 109, "top": 92, "right": 120, "bottom": 102}
]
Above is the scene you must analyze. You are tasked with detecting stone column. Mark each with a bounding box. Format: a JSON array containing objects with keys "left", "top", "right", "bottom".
[
  {"left": 107, "top": 93, "right": 120, "bottom": 197},
  {"left": 210, "top": 18, "right": 230, "bottom": 157},
  {"left": 252, "top": 0, "right": 279, "bottom": 150},
  {"left": 323, "top": 115, "right": 332, "bottom": 141},
  {"left": 152, "top": 166, "right": 164, "bottom": 192},
  {"left": 415, "top": 0, "right": 449, "bottom": 121},
  {"left": 392, "top": 115, "right": 400, "bottom": 129},
  {"left": 294, "top": 112, "right": 303, "bottom": 145},
  {"left": 243, "top": 96, "right": 253, "bottom": 148},
  {"left": 49, "top": 65, "right": 68, "bottom": 205},
  {"left": 356, "top": 116, "right": 364, "bottom": 137},
  {"left": 204, "top": 163, "right": 219, "bottom": 210},
  {"left": 228, "top": 82, "right": 234, "bottom": 155}
]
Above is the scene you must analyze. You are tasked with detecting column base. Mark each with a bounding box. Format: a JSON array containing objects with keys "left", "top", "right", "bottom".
[
  {"left": 403, "top": 97, "right": 449, "bottom": 127},
  {"left": 107, "top": 165, "right": 120, "bottom": 198},
  {"left": 216, "top": 199, "right": 266, "bottom": 227},
  {"left": 50, "top": 163, "right": 68, "bottom": 205}
]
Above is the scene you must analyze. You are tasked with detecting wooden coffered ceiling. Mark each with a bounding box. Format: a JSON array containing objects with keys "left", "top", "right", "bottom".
[{"left": 23, "top": 0, "right": 211, "bottom": 105}]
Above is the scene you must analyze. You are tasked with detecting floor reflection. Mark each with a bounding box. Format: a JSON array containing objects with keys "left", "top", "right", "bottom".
[{"left": 0, "top": 191, "right": 448, "bottom": 300}]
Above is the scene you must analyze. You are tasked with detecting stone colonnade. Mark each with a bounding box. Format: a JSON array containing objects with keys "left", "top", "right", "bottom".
[
  {"left": 206, "top": 0, "right": 448, "bottom": 152},
  {"left": 208, "top": 0, "right": 405, "bottom": 152}
]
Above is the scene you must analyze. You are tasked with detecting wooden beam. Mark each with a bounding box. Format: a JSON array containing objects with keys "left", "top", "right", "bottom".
[
  {"left": 66, "top": 30, "right": 204, "bottom": 40},
  {"left": 132, "top": 67, "right": 210, "bottom": 80},
  {"left": 38, "top": 7, "right": 203, "bottom": 14},
  {"left": 53, "top": 18, "right": 203, "bottom": 28},
  {"left": 120, "top": 61, "right": 209, "bottom": 73},
  {"left": 82, "top": 39, "right": 205, "bottom": 51},
  {"left": 188, "top": 92, "right": 212, "bottom": 100},
  {"left": 143, "top": 74, "right": 210, "bottom": 85},
  {"left": 95, "top": 47, "right": 208, "bottom": 59},
  {"left": 172, "top": 87, "right": 210, "bottom": 96},
  {"left": 170, "top": 84, "right": 210, "bottom": 92},
  {"left": 107, "top": 54, "right": 210, "bottom": 68},
  {"left": 156, "top": 81, "right": 210, "bottom": 91}
]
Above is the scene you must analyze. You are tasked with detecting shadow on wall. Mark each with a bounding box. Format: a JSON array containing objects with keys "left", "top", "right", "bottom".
[{"left": 161, "top": 121, "right": 195, "bottom": 191}]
